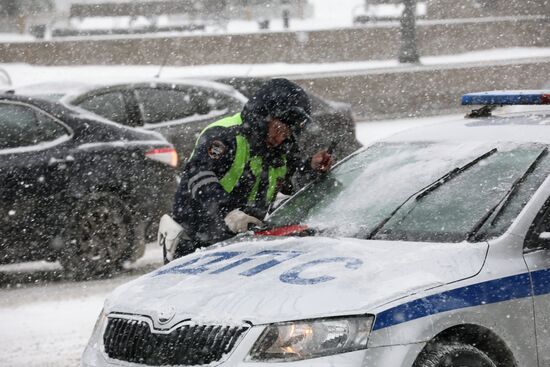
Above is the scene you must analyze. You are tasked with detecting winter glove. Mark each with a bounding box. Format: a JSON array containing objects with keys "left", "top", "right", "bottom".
[
  {"left": 311, "top": 149, "right": 334, "bottom": 173},
  {"left": 158, "top": 214, "right": 190, "bottom": 263},
  {"left": 224, "top": 209, "right": 263, "bottom": 233}
]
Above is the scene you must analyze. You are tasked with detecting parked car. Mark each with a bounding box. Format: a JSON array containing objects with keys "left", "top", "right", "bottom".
[
  {"left": 83, "top": 91, "right": 550, "bottom": 366},
  {"left": 215, "top": 76, "right": 363, "bottom": 160},
  {"left": 4, "top": 80, "right": 247, "bottom": 164},
  {"left": 6, "top": 77, "right": 362, "bottom": 165},
  {"left": 0, "top": 94, "right": 177, "bottom": 278}
]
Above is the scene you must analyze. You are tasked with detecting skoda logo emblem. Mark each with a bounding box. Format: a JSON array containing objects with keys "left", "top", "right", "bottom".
[{"left": 157, "top": 305, "right": 176, "bottom": 324}]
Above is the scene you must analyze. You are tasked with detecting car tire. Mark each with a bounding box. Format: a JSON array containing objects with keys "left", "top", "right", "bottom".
[
  {"left": 60, "top": 192, "right": 133, "bottom": 280},
  {"left": 414, "top": 342, "right": 496, "bottom": 367}
]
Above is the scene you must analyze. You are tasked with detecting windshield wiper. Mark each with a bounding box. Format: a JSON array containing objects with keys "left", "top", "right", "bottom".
[
  {"left": 366, "top": 148, "right": 498, "bottom": 239},
  {"left": 467, "top": 147, "right": 548, "bottom": 242}
]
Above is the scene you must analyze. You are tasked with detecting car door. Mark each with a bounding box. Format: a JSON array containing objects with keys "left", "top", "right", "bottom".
[
  {"left": 72, "top": 88, "right": 139, "bottom": 127},
  {"left": 523, "top": 195, "right": 550, "bottom": 366},
  {"left": 133, "top": 86, "right": 236, "bottom": 162},
  {"left": 0, "top": 101, "right": 73, "bottom": 263}
]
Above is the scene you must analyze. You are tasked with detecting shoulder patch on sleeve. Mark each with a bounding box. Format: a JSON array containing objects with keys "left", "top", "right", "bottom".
[{"left": 207, "top": 140, "right": 227, "bottom": 160}]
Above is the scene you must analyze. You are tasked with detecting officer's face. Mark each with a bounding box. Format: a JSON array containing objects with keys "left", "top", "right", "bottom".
[{"left": 266, "top": 119, "right": 291, "bottom": 148}]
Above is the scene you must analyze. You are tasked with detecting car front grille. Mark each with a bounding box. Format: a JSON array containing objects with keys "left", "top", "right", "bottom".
[{"left": 103, "top": 317, "right": 249, "bottom": 366}]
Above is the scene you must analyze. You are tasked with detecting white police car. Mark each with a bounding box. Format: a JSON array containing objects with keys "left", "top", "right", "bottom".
[{"left": 83, "top": 91, "right": 550, "bottom": 367}]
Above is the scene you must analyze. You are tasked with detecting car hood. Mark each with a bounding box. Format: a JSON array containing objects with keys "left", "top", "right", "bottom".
[{"left": 106, "top": 236, "right": 487, "bottom": 326}]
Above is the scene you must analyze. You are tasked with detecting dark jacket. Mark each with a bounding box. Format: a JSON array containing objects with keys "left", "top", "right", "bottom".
[{"left": 172, "top": 79, "right": 316, "bottom": 244}]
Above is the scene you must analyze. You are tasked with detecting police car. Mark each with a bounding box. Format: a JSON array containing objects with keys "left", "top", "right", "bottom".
[{"left": 83, "top": 91, "right": 550, "bottom": 367}]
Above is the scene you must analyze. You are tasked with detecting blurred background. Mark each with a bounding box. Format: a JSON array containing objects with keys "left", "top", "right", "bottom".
[{"left": 0, "top": 0, "right": 548, "bottom": 120}]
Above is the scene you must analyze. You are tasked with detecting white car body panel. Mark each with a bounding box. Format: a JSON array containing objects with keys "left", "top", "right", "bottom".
[
  {"left": 83, "top": 105, "right": 550, "bottom": 367},
  {"left": 386, "top": 113, "right": 550, "bottom": 145},
  {"left": 105, "top": 237, "right": 487, "bottom": 327}
]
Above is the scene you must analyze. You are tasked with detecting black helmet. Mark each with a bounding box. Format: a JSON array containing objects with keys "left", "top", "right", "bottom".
[{"left": 241, "top": 78, "right": 312, "bottom": 139}]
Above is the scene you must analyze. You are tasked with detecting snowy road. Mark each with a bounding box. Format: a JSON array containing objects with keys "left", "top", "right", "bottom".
[
  {"left": 0, "top": 114, "right": 459, "bottom": 367},
  {"left": 0, "top": 245, "right": 163, "bottom": 367}
]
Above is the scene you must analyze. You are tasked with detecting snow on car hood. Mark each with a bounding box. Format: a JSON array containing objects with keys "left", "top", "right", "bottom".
[{"left": 106, "top": 236, "right": 487, "bottom": 326}]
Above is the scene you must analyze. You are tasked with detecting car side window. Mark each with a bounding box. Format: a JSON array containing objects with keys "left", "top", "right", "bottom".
[
  {"left": 76, "top": 91, "right": 127, "bottom": 124},
  {"left": 0, "top": 103, "right": 68, "bottom": 150},
  {"left": 485, "top": 153, "right": 550, "bottom": 241},
  {"left": 135, "top": 87, "right": 199, "bottom": 124},
  {"left": 525, "top": 198, "right": 550, "bottom": 252},
  {"left": 207, "top": 91, "right": 242, "bottom": 113}
]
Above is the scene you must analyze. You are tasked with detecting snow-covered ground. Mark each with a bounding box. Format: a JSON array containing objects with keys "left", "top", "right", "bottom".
[{"left": 0, "top": 113, "right": 458, "bottom": 367}]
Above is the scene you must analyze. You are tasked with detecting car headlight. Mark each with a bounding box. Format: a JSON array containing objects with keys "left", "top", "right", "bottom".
[
  {"left": 90, "top": 308, "right": 107, "bottom": 341},
  {"left": 246, "top": 315, "right": 374, "bottom": 362}
]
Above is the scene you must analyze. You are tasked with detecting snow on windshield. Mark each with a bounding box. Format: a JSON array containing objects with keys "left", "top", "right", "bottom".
[{"left": 268, "top": 141, "right": 550, "bottom": 242}]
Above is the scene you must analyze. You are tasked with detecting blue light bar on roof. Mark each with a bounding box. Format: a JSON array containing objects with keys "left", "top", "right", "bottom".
[{"left": 462, "top": 90, "right": 550, "bottom": 106}]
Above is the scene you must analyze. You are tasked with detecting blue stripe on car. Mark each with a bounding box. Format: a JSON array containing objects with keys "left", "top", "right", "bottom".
[
  {"left": 373, "top": 272, "right": 533, "bottom": 330},
  {"left": 530, "top": 268, "right": 550, "bottom": 296}
]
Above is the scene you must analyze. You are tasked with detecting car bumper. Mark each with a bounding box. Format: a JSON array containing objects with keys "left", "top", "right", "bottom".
[
  {"left": 82, "top": 325, "right": 425, "bottom": 367},
  {"left": 82, "top": 345, "right": 424, "bottom": 367},
  {"left": 131, "top": 167, "right": 177, "bottom": 226},
  {"left": 124, "top": 167, "right": 177, "bottom": 260}
]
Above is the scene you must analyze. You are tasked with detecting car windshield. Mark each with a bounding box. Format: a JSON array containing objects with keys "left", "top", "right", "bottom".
[{"left": 267, "top": 141, "right": 550, "bottom": 242}]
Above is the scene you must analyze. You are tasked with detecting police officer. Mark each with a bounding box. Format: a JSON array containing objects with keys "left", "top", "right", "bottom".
[{"left": 164, "top": 78, "right": 333, "bottom": 261}]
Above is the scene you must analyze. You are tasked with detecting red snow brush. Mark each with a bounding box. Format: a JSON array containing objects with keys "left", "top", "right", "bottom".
[{"left": 255, "top": 224, "right": 310, "bottom": 237}]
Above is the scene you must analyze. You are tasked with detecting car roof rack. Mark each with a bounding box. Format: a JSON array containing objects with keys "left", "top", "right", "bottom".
[{"left": 462, "top": 90, "right": 550, "bottom": 118}]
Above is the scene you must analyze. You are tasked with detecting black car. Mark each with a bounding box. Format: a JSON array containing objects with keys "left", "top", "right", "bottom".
[
  {"left": 4, "top": 80, "right": 247, "bottom": 164},
  {"left": 0, "top": 94, "right": 177, "bottom": 278},
  {"left": 215, "top": 76, "right": 363, "bottom": 160},
  {"left": 6, "top": 77, "right": 362, "bottom": 164}
]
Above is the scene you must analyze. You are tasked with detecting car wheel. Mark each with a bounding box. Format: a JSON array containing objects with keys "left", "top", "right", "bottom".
[
  {"left": 60, "top": 192, "right": 132, "bottom": 280},
  {"left": 414, "top": 342, "right": 496, "bottom": 367}
]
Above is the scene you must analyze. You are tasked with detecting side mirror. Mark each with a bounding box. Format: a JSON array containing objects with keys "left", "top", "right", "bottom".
[{"left": 539, "top": 232, "right": 550, "bottom": 240}]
